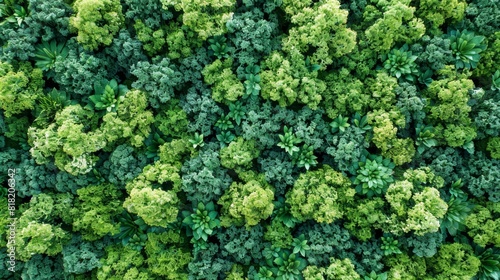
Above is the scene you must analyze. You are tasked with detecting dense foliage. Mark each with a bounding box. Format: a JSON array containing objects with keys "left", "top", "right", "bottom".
[{"left": 1, "top": 0, "right": 500, "bottom": 279}]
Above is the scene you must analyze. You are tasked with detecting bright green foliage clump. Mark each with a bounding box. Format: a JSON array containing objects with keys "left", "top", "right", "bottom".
[
  {"left": 160, "top": 0, "right": 234, "bottom": 40},
  {"left": 220, "top": 137, "right": 259, "bottom": 170},
  {"left": 219, "top": 179, "right": 274, "bottom": 228},
  {"left": 15, "top": 221, "right": 70, "bottom": 261},
  {"left": 27, "top": 104, "right": 103, "bottom": 175},
  {"left": 424, "top": 67, "right": 476, "bottom": 147},
  {"left": 29, "top": 89, "right": 154, "bottom": 175},
  {"left": 303, "top": 258, "right": 361, "bottom": 280},
  {"left": 100, "top": 89, "right": 154, "bottom": 148},
  {"left": 426, "top": 243, "right": 481, "bottom": 279},
  {"left": 133, "top": 20, "right": 166, "bottom": 56},
  {"left": 364, "top": 0, "right": 426, "bottom": 52},
  {"left": 0, "top": 62, "right": 43, "bottom": 117},
  {"left": 385, "top": 168, "right": 448, "bottom": 236},
  {"left": 144, "top": 231, "right": 191, "bottom": 278},
  {"left": 123, "top": 187, "right": 179, "bottom": 227},
  {"left": 322, "top": 68, "right": 370, "bottom": 118},
  {"left": 465, "top": 202, "right": 500, "bottom": 248},
  {"left": 487, "top": 137, "right": 500, "bottom": 159},
  {"left": 281, "top": 0, "right": 357, "bottom": 66},
  {"left": 97, "top": 244, "right": 152, "bottom": 280},
  {"left": 70, "top": 184, "right": 122, "bottom": 241},
  {"left": 202, "top": 58, "right": 244, "bottom": 103},
  {"left": 286, "top": 165, "right": 355, "bottom": 224},
  {"left": 69, "top": 0, "right": 124, "bottom": 51},
  {"left": 416, "top": 0, "right": 466, "bottom": 32},
  {"left": 260, "top": 50, "right": 326, "bottom": 109},
  {"left": 344, "top": 197, "right": 387, "bottom": 241},
  {"left": 368, "top": 110, "right": 415, "bottom": 165}
]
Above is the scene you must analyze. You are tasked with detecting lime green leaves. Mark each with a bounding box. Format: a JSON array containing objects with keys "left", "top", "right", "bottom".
[{"left": 69, "top": 0, "right": 124, "bottom": 51}]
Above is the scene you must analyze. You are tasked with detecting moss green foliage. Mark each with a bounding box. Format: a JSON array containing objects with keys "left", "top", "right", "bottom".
[
  {"left": 465, "top": 202, "right": 500, "bottom": 247},
  {"left": 424, "top": 67, "right": 477, "bottom": 147},
  {"left": 202, "top": 58, "right": 244, "bottom": 103},
  {"left": 160, "top": 0, "right": 234, "bottom": 40},
  {"left": 303, "top": 258, "right": 361, "bottom": 280},
  {"left": 448, "top": 29, "right": 486, "bottom": 70},
  {"left": 426, "top": 243, "right": 481, "bottom": 279},
  {"left": 70, "top": 184, "right": 122, "bottom": 241},
  {"left": 69, "top": 0, "right": 124, "bottom": 51},
  {"left": 385, "top": 168, "right": 447, "bottom": 236},
  {"left": 487, "top": 137, "right": 500, "bottom": 158},
  {"left": 220, "top": 137, "right": 259, "bottom": 170},
  {"left": 281, "top": 0, "right": 356, "bottom": 66},
  {"left": 286, "top": 165, "right": 354, "bottom": 224},
  {"left": 3, "top": 1, "right": 500, "bottom": 278},
  {"left": 219, "top": 176, "right": 274, "bottom": 228},
  {"left": 27, "top": 104, "right": 104, "bottom": 175},
  {"left": 363, "top": 0, "right": 426, "bottom": 52},
  {"left": 0, "top": 62, "right": 43, "bottom": 117},
  {"left": 416, "top": 0, "right": 466, "bottom": 33}
]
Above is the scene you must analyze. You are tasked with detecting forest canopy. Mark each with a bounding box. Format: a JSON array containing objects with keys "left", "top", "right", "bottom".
[{"left": 1, "top": 0, "right": 500, "bottom": 279}]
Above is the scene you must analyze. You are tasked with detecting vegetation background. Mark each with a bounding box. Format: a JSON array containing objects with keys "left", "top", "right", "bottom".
[{"left": 0, "top": 0, "right": 500, "bottom": 279}]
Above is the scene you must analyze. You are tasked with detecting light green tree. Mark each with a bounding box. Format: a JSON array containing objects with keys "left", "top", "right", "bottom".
[
  {"left": 286, "top": 165, "right": 355, "bottom": 223},
  {"left": 69, "top": 0, "right": 124, "bottom": 51}
]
